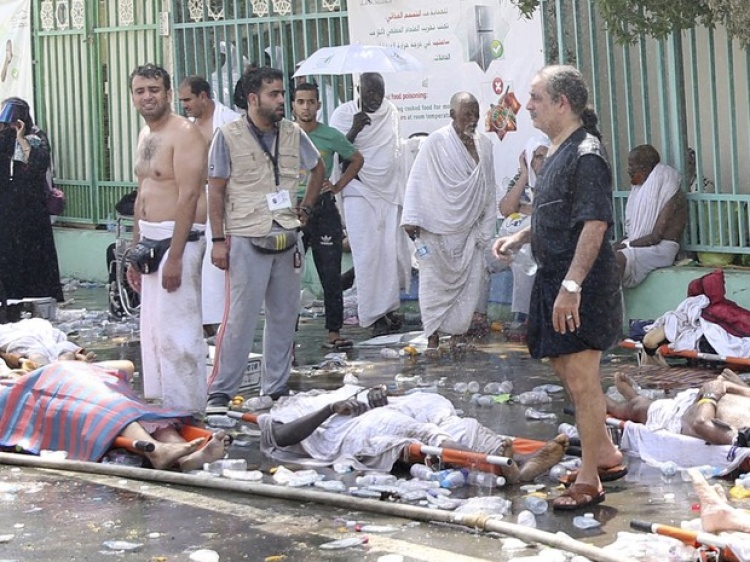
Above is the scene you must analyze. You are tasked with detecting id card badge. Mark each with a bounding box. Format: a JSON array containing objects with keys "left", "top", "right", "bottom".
[{"left": 267, "top": 190, "right": 292, "bottom": 211}]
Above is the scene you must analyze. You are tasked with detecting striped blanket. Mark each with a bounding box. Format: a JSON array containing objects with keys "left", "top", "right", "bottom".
[{"left": 0, "top": 362, "right": 192, "bottom": 461}]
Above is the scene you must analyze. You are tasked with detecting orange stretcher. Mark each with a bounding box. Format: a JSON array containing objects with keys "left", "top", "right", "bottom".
[
  {"left": 630, "top": 519, "right": 741, "bottom": 562},
  {"left": 620, "top": 339, "right": 750, "bottom": 368},
  {"left": 226, "top": 411, "right": 547, "bottom": 476}
]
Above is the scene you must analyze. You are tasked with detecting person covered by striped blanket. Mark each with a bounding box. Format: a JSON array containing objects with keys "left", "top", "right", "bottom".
[{"left": 0, "top": 359, "right": 227, "bottom": 470}]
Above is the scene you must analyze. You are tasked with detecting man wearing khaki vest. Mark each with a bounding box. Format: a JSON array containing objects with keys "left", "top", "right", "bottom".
[{"left": 205, "top": 67, "right": 323, "bottom": 414}]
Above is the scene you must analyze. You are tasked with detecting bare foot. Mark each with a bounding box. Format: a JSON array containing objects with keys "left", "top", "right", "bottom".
[
  {"left": 614, "top": 372, "right": 640, "bottom": 400},
  {"left": 688, "top": 468, "right": 750, "bottom": 533},
  {"left": 177, "top": 430, "right": 229, "bottom": 472},
  {"left": 518, "top": 434, "right": 568, "bottom": 482},
  {"left": 147, "top": 438, "right": 206, "bottom": 470},
  {"left": 720, "top": 368, "right": 747, "bottom": 387}
]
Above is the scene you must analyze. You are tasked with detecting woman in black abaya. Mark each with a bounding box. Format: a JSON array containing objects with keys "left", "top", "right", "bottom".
[{"left": 0, "top": 97, "right": 63, "bottom": 302}]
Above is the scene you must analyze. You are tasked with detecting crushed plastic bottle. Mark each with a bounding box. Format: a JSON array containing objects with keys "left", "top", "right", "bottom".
[
  {"left": 410, "top": 464, "right": 434, "bottom": 480},
  {"left": 483, "top": 382, "right": 503, "bottom": 394},
  {"left": 440, "top": 469, "right": 468, "bottom": 489},
  {"left": 189, "top": 549, "right": 220, "bottom": 562},
  {"left": 524, "top": 408, "right": 558, "bottom": 421},
  {"left": 358, "top": 525, "right": 398, "bottom": 533},
  {"left": 222, "top": 469, "right": 263, "bottom": 481},
  {"left": 356, "top": 474, "right": 397, "bottom": 487},
  {"left": 102, "top": 540, "right": 143, "bottom": 552},
  {"left": 467, "top": 381, "right": 481, "bottom": 393},
  {"left": 319, "top": 536, "right": 369, "bottom": 550},
  {"left": 380, "top": 348, "right": 400, "bottom": 359},
  {"left": 333, "top": 462, "right": 354, "bottom": 474},
  {"left": 314, "top": 480, "right": 347, "bottom": 493},
  {"left": 523, "top": 496, "right": 549, "bottom": 514},
  {"left": 204, "top": 459, "right": 247, "bottom": 475},
  {"left": 515, "top": 391, "right": 552, "bottom": 405},
  {"left": 287, "top": 469, "right": 325, "bottom": 487},
  {"left": 572, "top": 513, "right": 601, "bottom": 529},
  {"left": 453, "top": 382, "right": 469, "bottom": 393},
  {"left": 477, "top": 395, "right": 495, "bottom": 407},
  {"left": 533, "top": 384, "right": 564, "bottom": 394},
  {"left": 548, "top": 464, "right": 570, "bottom": 483},
  {"left": 467, "top": 471, "right": 506, "bottom": 488},
  {"left": 558, "top": 422, "right": 579, "bottom": 439},
  {"left": 498, "top": 381, "right": 514, "bottom": 394},
  {"left": 516, "top": 510, "right": 537, "bottom": 528}
]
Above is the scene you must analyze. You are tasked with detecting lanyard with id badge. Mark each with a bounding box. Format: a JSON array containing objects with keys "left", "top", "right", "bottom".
[{"left": 247, "top": 119, "right": 301, "bottom": 268}]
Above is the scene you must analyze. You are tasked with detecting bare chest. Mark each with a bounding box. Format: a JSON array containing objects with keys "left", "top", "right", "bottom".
[{"left": 134, "top": 133, "right": 174, "bottom": 180}]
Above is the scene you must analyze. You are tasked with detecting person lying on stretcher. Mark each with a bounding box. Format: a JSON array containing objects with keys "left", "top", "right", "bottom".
[
  {"left": 606, "top": 369, "right": 750, "bottom": 446},
  {"left": 257, "top": 384, "right": 567, "bottom": 482},
  {"left": 0, "top": 360, "right": 228, "bottom": 471}
]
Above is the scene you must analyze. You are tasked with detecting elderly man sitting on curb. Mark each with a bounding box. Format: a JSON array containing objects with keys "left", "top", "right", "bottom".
[
  {"left": 257, "top": 385, "right": 567, "bottom": 482},
  {"left": 615, "top": 144, "right": 687, "bottom": 288}
]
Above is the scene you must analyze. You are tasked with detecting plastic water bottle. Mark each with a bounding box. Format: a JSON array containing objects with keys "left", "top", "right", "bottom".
[
  {"left": 440, "top": 469, "right": 468, "bottom": 489},
  {"left": 410, "top": 464, "right": 434, "bottom": 480},
  {"left": 355, "top": 474, "right": 397, "bottom": 487},
  {"left": 467, "top": 471, "right": 506, "bottom": 488},
  {"left": 414, "top": 236, "right": 430, "bottom": 259},
  {"left": 319, "top": 536, "right": 369, "bottom": 550},
  {"left": 524, "top": 408, "right": 558, "bottom": 421},
  {"left": 467, "top": 381, "right": 480, "bottom": 393},
  {"left": 523, "top": 496, "right": 549, "bottom": 514},
  {"left": 558, "top": 422, "right": 579, "bottom": 439},
  {"left": 660, "top": 461, "right": 679, "bottom": 477},
  {"left": 516, "top": 391, "right": 552, "bottom": 405},
  {"left": 483, "top": 382, "right": 502, "bottom": 394},
  {"left": 428, "top": 469, "right": 453, "bottom": 482},
  {"left": 572, "top": 513, "right": 601, "bottom": 529},
  {"left": 453, "top": 382, "right": 468, "bottom": 393},
  {"left": 548, "top": 464, "right": 570, "bottom": 483},
  {"left": 516, "top": 510, "right": 537, "bottom": 528},
  {"left": 477, "top": 395, "right": 494, "bottom": 407},
  {"left": 512, "top": 244, "right": 537, "bottom": 276}
]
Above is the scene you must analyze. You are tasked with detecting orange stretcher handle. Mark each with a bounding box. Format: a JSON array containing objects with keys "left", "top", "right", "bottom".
[{"left": 630, "top": 520, "right": 737, "bottom": 562}]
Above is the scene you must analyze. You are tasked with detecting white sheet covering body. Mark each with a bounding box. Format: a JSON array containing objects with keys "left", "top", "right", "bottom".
[
  {"left": 0, "top": 318, "right": 79, "bottom": 364},
  {"left": 330, "top": 99, "right": 410, "bottom": 327},
  {"left": 401, "top": 125, "right": 496, "bottom": 335},
  {"left": 621, "top": 163, "right": 682, "bottom": 287},
  {"left": 258, "top": 386, "right": 508, "bottom": 471}
]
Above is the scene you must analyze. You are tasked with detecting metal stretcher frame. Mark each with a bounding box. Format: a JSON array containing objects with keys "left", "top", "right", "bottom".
[{"left": 620, "top": 339, "right": 750, "bottom": 368}]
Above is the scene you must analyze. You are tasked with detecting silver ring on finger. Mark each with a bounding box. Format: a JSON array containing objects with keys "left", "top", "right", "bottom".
[{"left": 565, "top": 313, "right": 573, "bottom": 320}]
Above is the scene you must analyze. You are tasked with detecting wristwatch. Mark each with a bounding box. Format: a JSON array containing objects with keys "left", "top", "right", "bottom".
[{"left": 561, "top": 279, "right": 582, "bottom": 293}]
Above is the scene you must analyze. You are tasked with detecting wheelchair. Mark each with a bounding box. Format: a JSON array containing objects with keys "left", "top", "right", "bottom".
[{"left": 107, "top": 214, "right": 140, "bottom": 318}]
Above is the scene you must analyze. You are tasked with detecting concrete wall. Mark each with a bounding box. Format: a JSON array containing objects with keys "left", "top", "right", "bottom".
[
  {"left": 53, "top": 226, "right": 115, "bottom": 283},
  {"left": 623, "top": 266, "right": 750, "bottom": 328}
]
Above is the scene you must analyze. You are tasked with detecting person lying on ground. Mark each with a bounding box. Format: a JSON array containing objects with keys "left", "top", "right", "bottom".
[
  {"left": 0, "top": 317, "right": 96, "bottom": 369},
  {"left": 688, "top": 468, "right": 750, "bottom": 534},
  {"left": 0, "top": 360, "right": 227, "bottom": 471},
  {"left": 605, "top": 369, "right": 750, "bottom": 445},
  {"left": 258, "top": 384, "right": 567, "bottom": 482}
]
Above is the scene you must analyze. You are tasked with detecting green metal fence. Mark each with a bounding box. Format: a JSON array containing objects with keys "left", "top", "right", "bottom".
[
  {"left": 541, "top": 0, "right": 750, "bottom": 256},
  {"left": 33, "top": 0, "right": 161, "bottom": 225},
  {"left": 32, "top": 0, "right": 350, "bottom": 225}
]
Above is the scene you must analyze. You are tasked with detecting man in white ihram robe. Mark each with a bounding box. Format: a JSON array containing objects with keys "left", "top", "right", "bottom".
[
  {"left": 329, "top": 73, "right": 411, "bottom": 336},
  {"left": 401, "top": 92, "right": 496, "bottom": 348}
]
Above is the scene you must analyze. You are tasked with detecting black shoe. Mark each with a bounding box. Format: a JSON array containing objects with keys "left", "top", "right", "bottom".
[
  {"left": 268, "top": 388, "right": 290, "bottom": 401},
  {"left": 385, "top": 311, "right": 403, "bottom": 333},
  {"left": 371, "top": 316, "right": 390, "bottom": 337},
  {"left": 205, "top": 393, "right": 230, "bottom": 415}
]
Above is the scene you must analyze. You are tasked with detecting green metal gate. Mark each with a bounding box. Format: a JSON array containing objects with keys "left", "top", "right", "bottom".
[
  {"left": 32, "top": 0, "right": 349, "bottom": 225},
  {"left": 170, "top": 0, "right": 351, "bottom": 121},
  {"left": 33, "top": 0, "right": 162, "bottom": 224}
]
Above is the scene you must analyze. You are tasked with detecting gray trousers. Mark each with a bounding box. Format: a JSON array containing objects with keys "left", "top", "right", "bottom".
[{"left": 208, "top": 236, "right": 301, "bottom": 398}]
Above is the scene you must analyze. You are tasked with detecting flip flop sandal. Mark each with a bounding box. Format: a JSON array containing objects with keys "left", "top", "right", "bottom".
[
  {"left": 559, "top": 465, "right": 629, "bottom": 486},
  {"left": 322, "top": 338, "right": 354, "bottom": 350},
  {"left": 552, "top": 483, "right": 606, "bottom": 511}
]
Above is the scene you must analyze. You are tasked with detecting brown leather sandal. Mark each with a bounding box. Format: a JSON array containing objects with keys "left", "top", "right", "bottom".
[{"left": 552, "top": 483, "right": 605, "bottom": 511}]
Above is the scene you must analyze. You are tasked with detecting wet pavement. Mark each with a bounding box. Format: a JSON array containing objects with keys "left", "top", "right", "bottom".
[{"left": 0, "top": 286, "right": 741, "bottom": 561}]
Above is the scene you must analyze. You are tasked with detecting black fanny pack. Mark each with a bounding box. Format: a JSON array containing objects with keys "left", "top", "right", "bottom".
[
  {"left": 250, "top": 228, "right": 299, "bottom": 254},
  {"left": 128, "top": 231, "right": 202, "bottom": 274}
]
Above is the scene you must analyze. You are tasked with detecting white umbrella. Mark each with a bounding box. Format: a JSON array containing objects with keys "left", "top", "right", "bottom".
[{"left": 293, "top": 44, "right": 425, "bottom": 77}]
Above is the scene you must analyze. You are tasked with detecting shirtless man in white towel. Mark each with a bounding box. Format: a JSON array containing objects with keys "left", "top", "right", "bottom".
[
  {"left": 614, "top": 144, "right": 687, "bottom": 288},
  {"left": 127, "top": 63, "right": 208, "bottom": 416},
  {"left": 401, "top": 92, "right": 496, "bottom": 349},
  {"left": 606, "top": 370, "right": 750, "bottom": 445}
]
